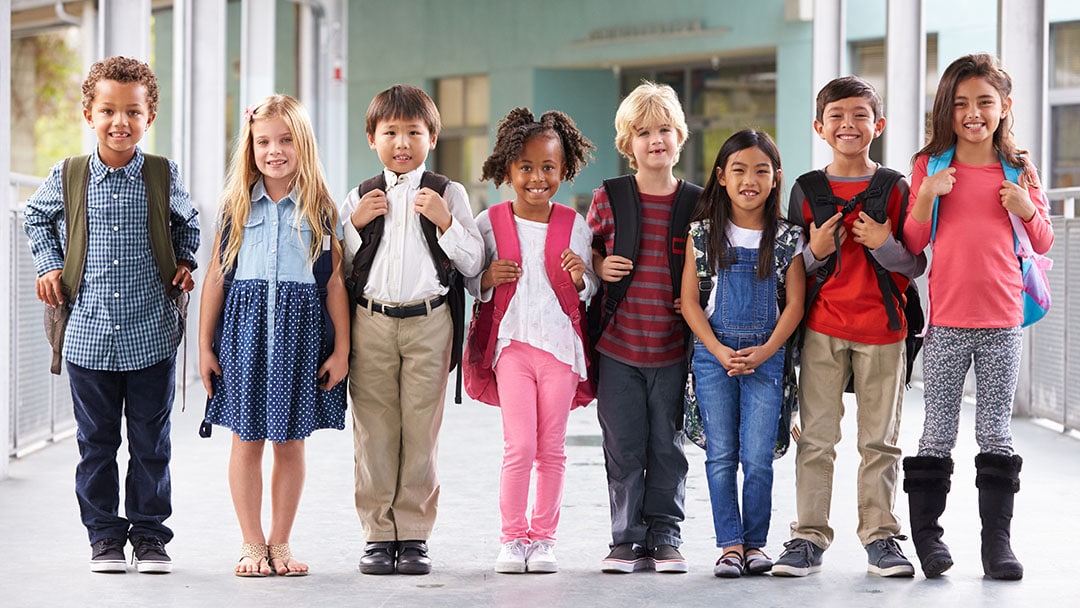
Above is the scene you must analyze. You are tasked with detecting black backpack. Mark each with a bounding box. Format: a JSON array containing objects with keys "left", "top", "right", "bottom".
[
  {"left": 587, "top": 175, "right": 703, "bottom": 342},
  {"left": 344, "top": 171, "right": 465, "bottom": 403},
  {"left": 793, "top": 168, "right": 924, "bottom": 388}
]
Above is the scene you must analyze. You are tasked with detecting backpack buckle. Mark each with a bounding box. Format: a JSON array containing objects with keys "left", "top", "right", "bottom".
[{"left": 698, "top": 279, "right": 713, "bottom": 292}]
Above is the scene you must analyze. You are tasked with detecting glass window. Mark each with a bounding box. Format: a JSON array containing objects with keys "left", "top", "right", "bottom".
[
  {"left": 1051, "top": 21, "right": 1080, "bottom": 89},
  {"left": 435, "top": 75, "right": 490, "bottom": 213},
  {"left": 1050, "top": 106, "right": 1080, "bottom": 188}
]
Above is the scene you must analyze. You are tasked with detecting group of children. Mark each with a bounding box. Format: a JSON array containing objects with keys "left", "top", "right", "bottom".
[{"left": 23, "top": 52, "right": 1051, "bottom": 582}]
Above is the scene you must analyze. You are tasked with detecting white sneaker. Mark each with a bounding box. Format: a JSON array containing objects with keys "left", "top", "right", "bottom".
[
  {"left": 526, "top": 540, "right": 558, "bottom": 573},
  {"left": 494, "top": 539, "right": 528, "bottom": 573}
]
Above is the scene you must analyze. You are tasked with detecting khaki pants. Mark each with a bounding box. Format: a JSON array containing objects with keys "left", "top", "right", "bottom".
[
  {"left": 349, "top": 300, "right": 452, "bottom": 542},
  {"left": 791, "top": 329, "right": 905, "bottom": 548}
]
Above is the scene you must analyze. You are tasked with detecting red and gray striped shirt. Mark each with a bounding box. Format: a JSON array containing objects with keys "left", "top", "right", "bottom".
[{"left": 587, "top": 185, "right": 686, "bottom": 368}]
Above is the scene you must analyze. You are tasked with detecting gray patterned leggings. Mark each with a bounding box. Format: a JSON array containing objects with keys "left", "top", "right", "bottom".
[{"left": 917, "top": 325, "right": 1023, "bottom": 458}]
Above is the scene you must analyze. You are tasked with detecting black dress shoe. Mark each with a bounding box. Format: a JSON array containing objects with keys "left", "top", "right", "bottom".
[
  {"left": 395, "top": 540, "right": 431, "bottom": 575},
  {"left": 358, "top": 541, "right": 396, "bottom": 575}
]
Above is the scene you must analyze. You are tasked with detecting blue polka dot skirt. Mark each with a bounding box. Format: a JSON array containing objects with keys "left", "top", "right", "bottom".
[{"left": 206, "top": 279, "right": 346, "bottom": 442}]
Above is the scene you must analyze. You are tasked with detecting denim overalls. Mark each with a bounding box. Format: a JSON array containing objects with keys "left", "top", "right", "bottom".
[{"left": 692, "top": 241, "right": 784, "bottom": 550}]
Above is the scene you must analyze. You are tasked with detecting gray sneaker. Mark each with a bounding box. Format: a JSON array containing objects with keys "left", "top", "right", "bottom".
[
  {"left": 866, "top": 535, "right": 915, "bottom": 577},
  {"left": 131, "top": 536, "right": 172, "bottom": 574},
  {"left": 601, "top": 543, "right": 649, "bottom": 573},
  {"left": 649, "top": 545, "right": 688, "bottom": 573},
  {"left": 90, "top": 538, "right": 126, "bottom": 573},
  {"left": 771, "top": 538, "right": 824, "bottom": 577}
]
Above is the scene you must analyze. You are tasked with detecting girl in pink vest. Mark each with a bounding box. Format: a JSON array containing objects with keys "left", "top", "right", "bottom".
[{"left": 465, "top": 108, "right": 597, "bottom": 574}]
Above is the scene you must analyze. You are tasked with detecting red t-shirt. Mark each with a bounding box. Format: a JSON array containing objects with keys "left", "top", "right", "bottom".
[
  {"left": 794, "top": 176, "right": 911, "bottom": 344},
  {"left": 587, "top": 185, "right": 686, "bottom": 367}
]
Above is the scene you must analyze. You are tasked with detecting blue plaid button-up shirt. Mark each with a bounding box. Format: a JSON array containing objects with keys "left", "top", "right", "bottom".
[{"left": 23, "top": 148, "right": 201, "bottom": 371}]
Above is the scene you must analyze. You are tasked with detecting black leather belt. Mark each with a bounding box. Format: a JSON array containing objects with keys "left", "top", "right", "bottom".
[{"left": 358, "top": 295, "right": 446, "bottom": 318}]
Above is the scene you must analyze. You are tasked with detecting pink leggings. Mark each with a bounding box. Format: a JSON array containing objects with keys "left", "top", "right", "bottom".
[{"left": 494, "top": 341, "right": 578, "bottom": 543}]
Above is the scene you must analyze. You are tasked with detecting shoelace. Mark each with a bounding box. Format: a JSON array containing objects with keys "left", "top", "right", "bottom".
[
  {"left": 93, "top": 539, "right": 123, "bottom": 557},
  {"left": 877, "top": 535, "right": 909, "bottom": 556},
  {"left": 781, "top": 539, "right": 814, "bottom": 559}
]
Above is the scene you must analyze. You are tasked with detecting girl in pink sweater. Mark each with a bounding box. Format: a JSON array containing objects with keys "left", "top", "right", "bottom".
[{"left": 901, "top": 53, "right": 1053, "bottom": 582}]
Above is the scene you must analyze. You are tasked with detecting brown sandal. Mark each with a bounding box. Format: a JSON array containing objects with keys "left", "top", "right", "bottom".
[
  {"left": 268, "top": 543, "right": 308, "bottom": 577},
  {"left": 236, "top": 543, "right": 270, "bottom": 577}
]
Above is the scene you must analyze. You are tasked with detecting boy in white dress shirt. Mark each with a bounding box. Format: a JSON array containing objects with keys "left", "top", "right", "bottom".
[{"left": 340, "top": 84, "right": 483, "bottom": 575}]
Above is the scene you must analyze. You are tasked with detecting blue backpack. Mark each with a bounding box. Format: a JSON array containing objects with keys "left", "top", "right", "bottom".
[{"left": 927, "top": 146, "right": 1052, "bottom": 327}]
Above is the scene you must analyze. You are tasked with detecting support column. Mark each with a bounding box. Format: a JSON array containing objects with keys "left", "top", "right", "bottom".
[
  {"left": 884, "top": 0, "right": 925, "bottom": 171},
  {"left": 240, "top": 0, "right": 277, "bottom": 112},
  {"left": 999, "top": 0, "right": 1048, "bottom": 174},
  {"left": 174, "top": 0, "right": 227, "bottom": 383},
  {"left": 998, "top": 0, "right": 1048, "bottom": 417},
  {"left": 99, "top": 0, "right": 152, "bottom": 60},
  {"left": 811, "top": 0, "right": 845, "bottom": 169},
  {"left": 2, "top": 0, "right": 13, "bottom": 475},
  {"left": 294, "top": 0, "right": 348, "bottom": 199}
]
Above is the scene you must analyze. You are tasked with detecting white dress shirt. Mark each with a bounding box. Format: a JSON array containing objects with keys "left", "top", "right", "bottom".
[{"left": 339, "top": 164, "right": 484, "bottom": 303}]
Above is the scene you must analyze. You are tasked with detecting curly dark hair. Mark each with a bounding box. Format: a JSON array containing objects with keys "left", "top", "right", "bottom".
[
  {"left": 81, "top": 56, "right": 159, "bottom": 115},
  {"left": 481, "top": 107, "right": 594, "bottom": 186}
]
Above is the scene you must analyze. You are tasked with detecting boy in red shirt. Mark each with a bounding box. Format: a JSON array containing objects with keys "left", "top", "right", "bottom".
[{"left": 773, "top": 76, "right": 925, "bottom": 578}]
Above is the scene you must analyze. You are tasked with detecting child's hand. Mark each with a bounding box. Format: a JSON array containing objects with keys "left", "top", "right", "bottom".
[
  {"left": 414, "top": 187, "right": 453, "bottom": 232},
  {"left": 480, "top": 259, "right": 521, "bottom": 291},
  {"left": 673, "top": 296, "right": 682, "bottom": 315},
  {"left": 171, "top": 263, "right": 195, "bottom": 294},
  {"left": 1000, "top": 179, "right": 1037, "bottom": 222},
  {"left": 351, "top": 188, "right": 388, "bottom": 230},
  {"left": 808, "top": 212, "right": 845, "bottom": 259},
  {"left": 600, "top": 255, "right": 633, "bottom": 282},
  {"left": 851, "top": 212, "right": 892, "bottom": 249},
  {"left": 561, "top": 248, "right": 586, "bottom": 291},
  {"left": 317, "top": 351, "right": 349, "bottom": 391},
  {"left": 710, "top": 343, "right": 748, "bottom": 375},
  {"left": 199, "top": 350, "right": 223, "bottom": 398},
  {"left": 922, "top": 167, "right": 957, "bottom": 200},
  {"left": 36, "top": 269, "right": 64, "bottom": 307},
  {"left": 729, "top": 345, "right": 775, "bottom": 375}
]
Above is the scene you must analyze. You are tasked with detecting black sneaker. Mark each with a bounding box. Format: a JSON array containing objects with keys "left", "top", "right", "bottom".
[
  {"left": 866, "top": 535, "right": 915, "bottom": 577},
  {"left": 649, "top": 545, "right": 688, "bottom": 573},
  {"left": 131, "top": 537, "right": 172, "bottom": 574},
  {"left": 601, "top": 543, "right": 649, "bottom": 573},
  {"left": 90, "top": 538, "right": 126, "bottom": 573},
  {"left": 771, "top": 538, "right": 825, "bottom": 577}
]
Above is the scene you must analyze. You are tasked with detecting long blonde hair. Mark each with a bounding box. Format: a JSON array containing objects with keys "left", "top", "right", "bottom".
[{"left": 217, "top": 94, "right": 340, "bottom": 273}]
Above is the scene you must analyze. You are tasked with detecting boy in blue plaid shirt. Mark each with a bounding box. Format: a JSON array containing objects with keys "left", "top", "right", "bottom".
[{"left": 23, "top": 56, "right": 200, "bottom": 574}]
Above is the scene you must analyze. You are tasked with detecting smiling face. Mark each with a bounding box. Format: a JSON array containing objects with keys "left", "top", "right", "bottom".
[
  {"left": 952, "top": 76, "right": 1011, "bottom": 151},
  {"left": 718, "top": 145, "right": 779, "bottom": 226},
  {"left": 813, "top": 96, "right": 885, "bottom": 161},
  {"left": 251, "top": 115, "right": 298, "bottom": 194},
  {"left": 368, "top": 116, "right": 437, "bottom": 175},
  {"left": 82, "top": 79, "right": 155, "bottom": 168},
  {"left": 509, "top": 134, "right": 565, "bottom": 216},
  {"left": 629, "top": 120, "right": 681, "bottom": 173}
]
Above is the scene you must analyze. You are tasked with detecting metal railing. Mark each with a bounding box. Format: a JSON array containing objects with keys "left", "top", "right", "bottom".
[
  {"left": 1021, "top": 187, "right": 1080, "bottom": 432},
  {"left": 7, "top": 175, "right": 76, "bottom": 457}
]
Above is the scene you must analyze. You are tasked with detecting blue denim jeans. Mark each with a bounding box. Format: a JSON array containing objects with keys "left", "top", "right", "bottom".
[
  {"left": 692, "top": 244, "right": 782, "bottom": 549},
  {"left": 68, "top": 355, "right": 175, "bottom": 545}
]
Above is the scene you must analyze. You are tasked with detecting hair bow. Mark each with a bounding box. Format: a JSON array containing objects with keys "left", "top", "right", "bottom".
[{"left": 243, "top": 104, "right": 258, "bottom": 122}]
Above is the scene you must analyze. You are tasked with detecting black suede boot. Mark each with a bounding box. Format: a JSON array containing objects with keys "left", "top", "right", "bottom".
[
  {"left": 975, "top": 453, "right": 1024, "bottom": 580},
  {"left": 903, "top": 456, "right": 954, "bottom": 578}
]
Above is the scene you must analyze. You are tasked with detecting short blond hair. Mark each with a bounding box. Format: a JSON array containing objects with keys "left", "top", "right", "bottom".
[{"left": 614, "top": 81, "right": 688, "bottom": 170}]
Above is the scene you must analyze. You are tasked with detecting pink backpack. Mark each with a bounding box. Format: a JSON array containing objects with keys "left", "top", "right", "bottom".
[{"left": 463, "top": 201, "right": 596, "bottom": 408}]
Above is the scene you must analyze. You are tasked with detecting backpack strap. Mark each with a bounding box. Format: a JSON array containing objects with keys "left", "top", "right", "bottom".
[
  {"left": 545, "top": 203, "right": 584, "bottom": 321},
  {"left": 688, "top": 220, "right": 713, "bottom": 311},
  {"left": 598, "top": 175, "right": 641, "bottom": 329},
  {"left": 927, "top": 147, "right": 956, "bottom": 243},
  {"left": 669, "top": 179, "right": 704, "bottom": 300},
  {"left": 60, "top": 155, "right": 91, "bottom": 302},
  {"left": 143, "top": 154, "right": 180, "bottom": 293}
]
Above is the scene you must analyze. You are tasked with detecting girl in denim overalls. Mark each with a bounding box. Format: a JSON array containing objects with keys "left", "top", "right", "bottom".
[{"left": 680, "top": 130, "right": 805, "bottom": 578}]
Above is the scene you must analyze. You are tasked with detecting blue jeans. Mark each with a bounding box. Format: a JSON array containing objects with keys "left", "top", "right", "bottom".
[
  {"left": 694, "top": 338, "right": 782, "bottom": 548},
  {"left": 68, "top": 356, "right": 175, "bottom": 545},
  {"left": 596, "top": 354, "right": 687, "bottom": 548},
  {"left": 693, "top": 244, "right": 781, "bottom": 549}
]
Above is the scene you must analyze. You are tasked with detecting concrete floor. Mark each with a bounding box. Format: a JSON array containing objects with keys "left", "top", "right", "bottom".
[{"left": 2, "top": 380, "right": 1078, "bottom": 607}]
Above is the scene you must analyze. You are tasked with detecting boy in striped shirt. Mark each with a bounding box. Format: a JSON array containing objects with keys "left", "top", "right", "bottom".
[{"left": 588, "top": 82, "right": 702, "bottom": 574}]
